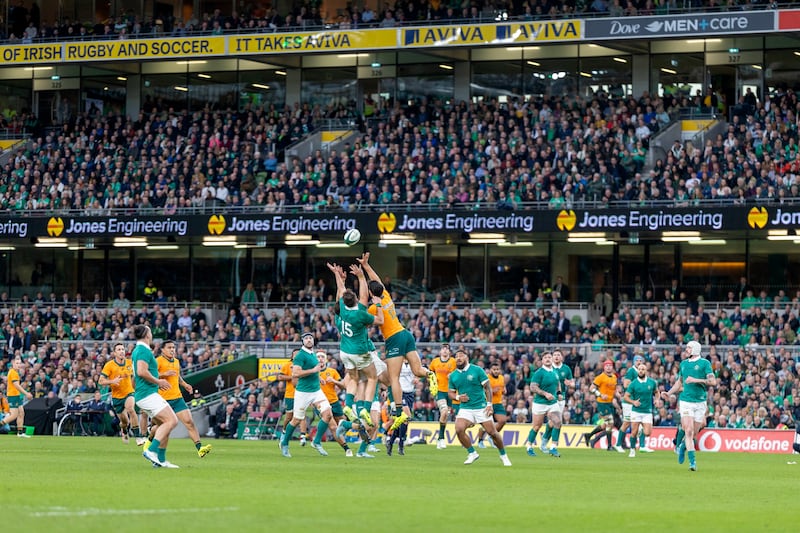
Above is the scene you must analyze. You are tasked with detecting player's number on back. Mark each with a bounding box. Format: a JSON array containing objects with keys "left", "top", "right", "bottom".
[{"left": 341, "top": 321, "right": 354, "bottom": 337}]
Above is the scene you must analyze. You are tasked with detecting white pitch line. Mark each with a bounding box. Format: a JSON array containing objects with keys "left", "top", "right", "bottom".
[{"left": 30, "top": 506, "right": 239, "bottom": 517}]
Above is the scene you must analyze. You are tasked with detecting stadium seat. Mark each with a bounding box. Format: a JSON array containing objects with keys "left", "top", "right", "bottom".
[{"left": 260, "top": 411, "right": 283, "bottom": 440}]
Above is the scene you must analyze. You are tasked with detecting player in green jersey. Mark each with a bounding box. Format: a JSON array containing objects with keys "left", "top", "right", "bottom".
[
  {"left": 539, "top": 349, "right": 574, "bottom": 454},
  {"left": 327, "top": 262, "right": 383, "bottom": 429},
  {"left": 132, "top": 324, "right": 179, "bottom": 468},
  {"left": 525, "top": 351, "right": 562, "bottom": 458},
  {"left": 449, "top": 350, "right": 511, "bottom": 466},
  {"left": 661, "top": 340, "right": 716, "bottom": 471},
  {"left": 280, "top": 332, "right": 350, "bottom": 458},
  {"left": 623, "top": 362, "right": 657, "bottom": 458},
  {"left": 616, "top": 354, "right": 654, "bottom": 453}
]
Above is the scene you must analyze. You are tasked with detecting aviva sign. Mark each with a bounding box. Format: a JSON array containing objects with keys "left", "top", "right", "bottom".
[
  {"left": 495, "top": 20, "right": 581, "bottom": 42},
  {"left": 402, "top": 20, "right": 581, "bottom": 47}
]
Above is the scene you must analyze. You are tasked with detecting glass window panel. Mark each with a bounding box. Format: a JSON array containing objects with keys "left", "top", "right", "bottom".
[
  {"left": 301, "top": 68, "right": 357, "bottom": 109},
  {"left": 651, "top": 54, "right": 705, "bottom": 101},
  {"left": 134, "top": 247, "right": 191, "bottom": 301},
  {"left": 765, "top": 50, "right": 800, "bottom": 95},
  {"left": 471, "top": 61, "right": 523, "bottom": 103},
  {"left": 3, "top": 248, "right": 75, "bottom": 299},
  {"left": 81, "top": 68, "right": 127, "bottom": 116},
  {"left": 397, "top": 64, "right": 453, "bottom": 106},
  {"left": 108, "top": 249, "right": 133, "bottom": 301},
  {"left": 489, "top": 244, "right": 549, "bottom": 301},
  {"left": 524, "top": 58, "right": 577, "bottom": 100},
  {"left": 681, "top": 240, "right": 746, "bottom": 302},
  {"left": 579, "top": 56, "right": 632, "bottom": 99},
  {"left": 0, "top": 79, "right": 32, "bottom": 119},
  {"left": 458, "top": 245, "right": 484, "bottom": 300},
  {"left": 188, "top": 70, "right": 238, "bottom": 111},
  {"left": 747, "top": 240, "right": 800, "bottom": 301},
  {"left": 191, "top": 246, "right": 239, "bottom": 302},
  {"left": 142, "top": 73, "right": 189, "bottom": 111},
  {"left": 239, "top": 70, "right": 286, "bottom": 110}
]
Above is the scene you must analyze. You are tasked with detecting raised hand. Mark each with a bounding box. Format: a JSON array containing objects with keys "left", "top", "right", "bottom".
[
  {"left": 356, "top": 252, "right": 370, "bottom": 266},
  {"left": 349, "top": 264, "right": 365, "bottom": 278}
]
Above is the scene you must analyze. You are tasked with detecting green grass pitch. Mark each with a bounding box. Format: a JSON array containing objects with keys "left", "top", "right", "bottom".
[{"left": 2, "top": 436, "right": 796, "bottom": 532}]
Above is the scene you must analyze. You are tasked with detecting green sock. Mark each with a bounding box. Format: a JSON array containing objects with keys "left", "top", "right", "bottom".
[
  {"left": 358, "top": 440, "right": 368, "bottom": 454},
  {"left": 616, "top": 430, "right": 626, "bottom": 447},
  {"left": 341, "top": 420, "right": 353, "bottom": 430},
  {"left": 345, "top": 394, "right": 355, "bottom": 409},
  {"left": 194, "top": 442, "right": 201, "bottom": 451},
  {"left": 499, "top": 448, "right": 507, "bottom": 456},
  {"left": 551, "top": 427, "right": 561, "bottom": 446},
  {"left": 281, "top": 423, "right": 296, "bottom": 446},
  {"left": 542, "top": 425, "right": 553, "bottom": 441},
  {"left": 314, "top": 419, "right": 327, "bottom": 445},
  {"left": 687, "top": 450, "right": 696, "bottom": 463},
  {"left": 527, "top": 429, "right": 536, "bottom": 445},
  {"left": 639, "top": 430, "right": 646, "bottom": 448},
  {"left": 439, "top": 424, "right": 446, "bottom": 440},
  {"left": 467, "top": 446, "right": 476, "bottom": 453},
  {"left": 675, "top": 428, "right": 685, "bottom": 446},
  {"left": 394, "top": 405, "right": 402, "bottom": 417},
  {"left": 157, "top": 447, "right": 166, "bottom": 463},
  {"left": 150, "top": 438, "right": 161, "bottom": 453}
]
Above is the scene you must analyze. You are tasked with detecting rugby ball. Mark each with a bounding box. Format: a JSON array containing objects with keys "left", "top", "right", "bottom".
[{"left": 344, "top": 228, "right": 361, "bottom": 246}]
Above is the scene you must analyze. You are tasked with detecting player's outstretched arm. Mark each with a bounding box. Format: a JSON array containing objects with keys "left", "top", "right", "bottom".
[
  {"left": 327, "top": 262, "right": 346, "bottom": 300},
  {"left": 356, "top": 252, "right": 381, "bottom": 283},
  {"left": 350, "top": 264, "right": 369, "bottom": 305}
]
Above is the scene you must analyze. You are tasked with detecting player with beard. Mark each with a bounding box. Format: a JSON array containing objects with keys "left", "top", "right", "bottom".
[{"left": 449, "top": 350, "right": 511, "bottom": 466}]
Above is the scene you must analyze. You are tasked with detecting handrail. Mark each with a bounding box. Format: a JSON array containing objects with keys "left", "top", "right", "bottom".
[
  {"left": 688, "top": 118, "right": 719, "bottom": 151},
  {"left": 0, "top": 128, "right": 34, "bottom": 139}
]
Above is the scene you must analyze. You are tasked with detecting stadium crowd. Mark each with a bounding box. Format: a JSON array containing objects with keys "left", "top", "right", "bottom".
[
  {"left": 1, "top": 1, "right": 780, "bottom": 43},
  {"left": 1, "top": 275, "right": 800, "bottom": 435},
  {"left": 2, "top": 78, "right": 798, "bottom": 214}
]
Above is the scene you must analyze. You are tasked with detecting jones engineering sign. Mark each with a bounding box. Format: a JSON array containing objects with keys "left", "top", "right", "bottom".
[{"left": 0, "top": 205, "right": 796, "bottom": 241}]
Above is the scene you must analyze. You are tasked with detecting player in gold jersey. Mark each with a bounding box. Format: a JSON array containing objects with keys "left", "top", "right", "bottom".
[
  {"left": 144, "top": 340, "right": 211, "bottom": 458},
  {"left": 430, "top": 344, "right": 457, "bottom": 449},
  {"left": 276, "top": 348, "right": 308, "bottom": 444},
  {"left": 311, "top": 350, "right": 347, "bottom": 451},
  {"left": 477, "top": 361, "right": 507, "bottom": 448},
  {"left": 356, "top": 252, "right": 436, "bottom": 431},
  {"left": 99, "top": 343, "right": 141, "bottom": 443},
  {"left": 584, "top": 360, "right": 620, "bottom": 450},
  {"left": 1, "top": 356, "right": 32, "bottom": 437}
]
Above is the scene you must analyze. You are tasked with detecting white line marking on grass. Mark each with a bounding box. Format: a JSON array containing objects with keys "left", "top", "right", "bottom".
[{"left": 30, "top": 506, "right": 239, "bottom": 517}]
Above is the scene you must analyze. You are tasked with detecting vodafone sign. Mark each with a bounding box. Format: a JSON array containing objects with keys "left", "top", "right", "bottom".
[{"left": 647, "top": 427, "right": 793, "bottom": 454}]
